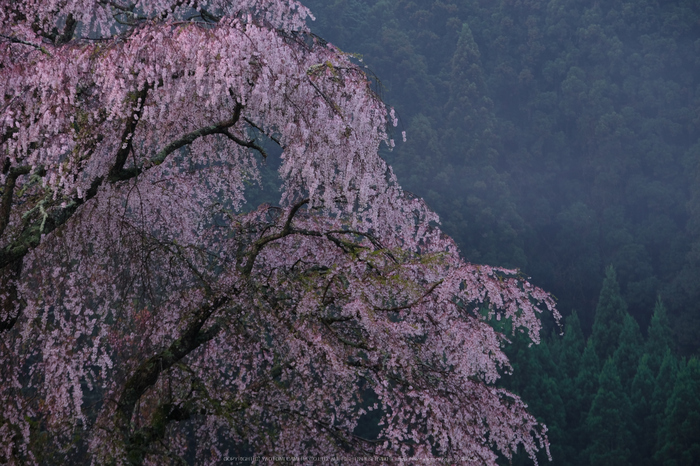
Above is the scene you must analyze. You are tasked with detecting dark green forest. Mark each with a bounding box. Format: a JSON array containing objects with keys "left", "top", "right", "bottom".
[{"left": 300, "top": 0, "right": 700, "bottom": 463}]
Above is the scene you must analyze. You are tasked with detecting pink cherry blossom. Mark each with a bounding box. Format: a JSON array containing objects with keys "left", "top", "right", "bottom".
[{"left": 1, "top": 1, "right": 558, "bottom": 464}]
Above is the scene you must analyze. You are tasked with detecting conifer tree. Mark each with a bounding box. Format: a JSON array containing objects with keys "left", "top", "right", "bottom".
[
  {"left": 613, "top": 313, "right": 643, "bottom": 392},
  {"left": 444, "top": 22, "right": 497, "bottom": 165},
  {"left": 551, "top": 311, "right": 586, "bottom": 465},
  {"left": 553, "top": 311, "right": 585, "bottom": 380},
  {"left": 650, "top": 349, "right": 681, "bottom": 458},
  {"left": 631, "top": 354, "right": 658, "bottom": 466},
  {"left": 655, "top": 358, "right": 700, "bottom": 465},
  {"left": 503, "top": 334, "right": 566, "bottom": 465},
  {"left": 590, "top": 266, "right": 627, "bottom": 362},
  {"left": 585, "top": 358, "right": 634, "bottom": 466},
  {"left": 630, "top": 298, "right": 675, "bottom": 465},
  {"left": 571, "top": 339, "right": 600, "bottom": 463},
  {"left": 645, "top": 297, "right": 674, "bottom": 374}
]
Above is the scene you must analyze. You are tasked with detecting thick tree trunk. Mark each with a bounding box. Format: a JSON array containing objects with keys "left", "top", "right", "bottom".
[{"left": 114, "top": 297, "right": 226, "bottom": 465}]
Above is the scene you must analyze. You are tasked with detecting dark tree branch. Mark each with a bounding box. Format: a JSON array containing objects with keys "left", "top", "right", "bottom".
[
  {"left": 320, "top": 319, "right": 372, "bottom": 351},
  {"left": 0, "top": 34, "right": 53, "bottom": 56},
  {"left": 115, "top": 296, "right": 228, "bottom": 454},
  {"left": 108, "top": 85, "right": 151, "bottom": 181},
  {"left": 146, "top": 102, "right": 244, "bottom": 169},
  {"left": 240, "top": 198, "right": 310, "bottom": 275},
  {"left": 373, "top": 280, "right": 444, "bottom": 313},
  {"left": 220, "top": 129, "right": 268, "bottom": 159},
  {"left": 244, "top": 117, "right": 283, "bottom": 147},
  {"left": 0, "top": 176, "right": 97, "bottom": 270},
  {"left": 290, "top": 227, "right": 397, "bottom": 263}
]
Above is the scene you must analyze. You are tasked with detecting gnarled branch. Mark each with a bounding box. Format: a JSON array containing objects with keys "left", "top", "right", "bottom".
[{"left": 115, "top": 296, "right": 228, "bottom": 451}]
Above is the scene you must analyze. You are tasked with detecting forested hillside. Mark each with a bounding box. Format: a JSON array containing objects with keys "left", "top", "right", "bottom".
[
  {"left": 501, "top": 268, "right": 699, "bottom": 464},
  {"left": 302, "top": 0, "right": 700, "bottom": 463},
  {"left": 303, "top": 0, "right": 700, "bottom": 353}
]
